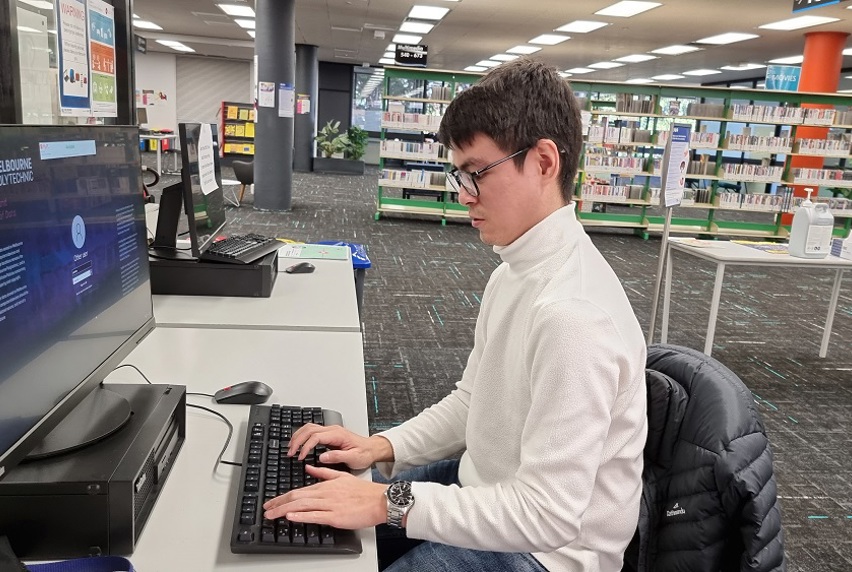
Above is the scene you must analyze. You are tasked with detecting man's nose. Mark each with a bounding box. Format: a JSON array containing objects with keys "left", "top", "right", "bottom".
[{"left": 457, "top": 187, "right": 477, "bottom": 207}]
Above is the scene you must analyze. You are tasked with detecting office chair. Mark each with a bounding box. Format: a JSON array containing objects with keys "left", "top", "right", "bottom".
[
  {"left": 622, "top": 344, "right": 785, "bottom": 572},
  {"left": 232, "top": 160, "right": 254, "bottom": 206}
]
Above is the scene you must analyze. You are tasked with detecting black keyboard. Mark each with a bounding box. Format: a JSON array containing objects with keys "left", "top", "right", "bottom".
[
  {"left": 229, "top": 404, "right": 362, "bottom": 555},
  {"left": 200, "top": 233, "right": 284, "bottom": 264}
]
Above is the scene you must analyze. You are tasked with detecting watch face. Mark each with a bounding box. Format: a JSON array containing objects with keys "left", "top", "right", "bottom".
[{"left": 388, "top": 481, "right": 414, "bottom": 506}]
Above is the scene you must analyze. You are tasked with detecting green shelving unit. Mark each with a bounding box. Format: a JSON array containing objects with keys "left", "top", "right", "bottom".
[{"left": 375, "top": 66, "right": 482, "bottom": 225}]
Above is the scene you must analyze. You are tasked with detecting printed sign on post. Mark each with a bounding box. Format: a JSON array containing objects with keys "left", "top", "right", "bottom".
[
  {"left": 278, "top": 83, "right": 294, "bottom": 118},
  {"left": 661, "top": 124, "right": 692, "bottom": 208},
  {"left": 258, "top": 81, "right": 275, "bottom": 108}
]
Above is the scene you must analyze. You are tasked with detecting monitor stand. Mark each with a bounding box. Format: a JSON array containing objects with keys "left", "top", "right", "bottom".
[
  {"left": 149, "top": 181, "right": 197, "bottom": 261},
  {"left": 24, "top": 386, "right": 132, "bottom": 460}
]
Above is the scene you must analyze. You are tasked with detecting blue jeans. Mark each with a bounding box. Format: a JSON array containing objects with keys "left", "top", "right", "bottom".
[{"left": 372, "top": 459, "right": 548, "bottom": 572}]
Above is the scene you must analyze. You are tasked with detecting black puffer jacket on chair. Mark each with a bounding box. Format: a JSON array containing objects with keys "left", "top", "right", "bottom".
[{"left": 622, "top": 344, "right": 786, "bottom": 572}]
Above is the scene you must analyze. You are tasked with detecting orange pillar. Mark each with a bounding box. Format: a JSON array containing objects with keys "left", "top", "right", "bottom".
[{"left": 784, "top": 31, "right": 849, "bottom": 225}]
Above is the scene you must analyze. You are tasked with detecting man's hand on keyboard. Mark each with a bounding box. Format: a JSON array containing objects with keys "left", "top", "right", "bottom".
[
  {"left": 288, "top": 424, "right": 393, "bottom": 470},
  {"left": 262, "top": 465, "right": 389, "bottom": 529}
]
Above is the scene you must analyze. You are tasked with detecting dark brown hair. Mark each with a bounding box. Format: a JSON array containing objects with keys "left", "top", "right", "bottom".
[{"left": 438, "top": 58, "right": 583, "bottom": 203}]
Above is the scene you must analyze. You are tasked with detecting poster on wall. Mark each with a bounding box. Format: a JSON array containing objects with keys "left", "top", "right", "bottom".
[
  {"left": 278, "top": 83, "right": 294, "bottom": 118},
  {"left": 87, "top": 0, "right": 117, "bottom": 117},
  {"left": 57, "top": 0, "right": 91, "bottom": 116}
]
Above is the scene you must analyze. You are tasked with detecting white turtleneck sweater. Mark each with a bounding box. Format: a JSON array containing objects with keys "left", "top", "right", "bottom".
[{"left": 376, "top": 204, "right": 647, "bottom": 572}]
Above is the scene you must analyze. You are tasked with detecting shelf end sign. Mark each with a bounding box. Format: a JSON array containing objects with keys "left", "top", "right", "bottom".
[
  {"left": 395, "top": 44, "right": 428, "bottom": 67},
  {"left": 792, "top": 0, "right": 841, "bottom": 12}
]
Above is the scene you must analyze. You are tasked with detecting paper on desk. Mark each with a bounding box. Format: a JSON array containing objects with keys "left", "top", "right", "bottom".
[
  {"left": 671, "top": 238, "right": 724, "bottom": 248},
  {"left": 277, "top": 244, "right": 349, "bottom": 260},
  {"left": 198, "top": 123, "right": 219, "bottom": 196}
]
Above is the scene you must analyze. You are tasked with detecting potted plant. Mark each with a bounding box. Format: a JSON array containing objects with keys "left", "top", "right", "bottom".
[{"left": 313, "top": 120, "right": 366, "bottom": 175}]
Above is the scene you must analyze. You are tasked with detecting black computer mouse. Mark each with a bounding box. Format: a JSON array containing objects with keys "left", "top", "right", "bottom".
[
  {"left": 285, "top": 261, "right": 315, "bottom": 274},
  {"left": 214, "top": 381, "right": 273, "bottom": 405}
]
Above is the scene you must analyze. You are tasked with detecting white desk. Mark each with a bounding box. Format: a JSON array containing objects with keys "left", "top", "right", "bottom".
[
  {"left": 661, "top": 238, "right": 852, "bottom": 357},
  {"left": 104, "top": 327, "right": 376, "bottom": 572},
  {"left": 152, "top": 255, "right": 360, "bottom": 332},
  {"left": 139, "top": 133, "right": 178, "bottom": 176}
]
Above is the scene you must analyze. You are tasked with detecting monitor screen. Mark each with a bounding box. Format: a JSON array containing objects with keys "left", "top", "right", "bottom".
[
  {"left": 0, "top": 125, "right": 155, "bottom": 480},
  {"left": 178, "top": 123, "right": 226, "bottom": 258}
]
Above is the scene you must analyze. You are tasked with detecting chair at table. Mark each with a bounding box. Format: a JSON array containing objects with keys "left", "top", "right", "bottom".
[{"left": 232, "top": 160, "right": 254, "bottom": 206}]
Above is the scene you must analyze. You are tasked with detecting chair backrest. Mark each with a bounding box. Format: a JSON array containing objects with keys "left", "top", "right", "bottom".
[
  {"left": 622, "top": 344, "right": 785, "bottom": 572},
  {"left": 232, "top": 160, "right": 254, "bottom": 185}
]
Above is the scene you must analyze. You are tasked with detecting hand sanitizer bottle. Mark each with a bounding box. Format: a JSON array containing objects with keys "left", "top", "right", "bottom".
[{"left": 789, "top": 188, "right": 834, "bottom": 259}]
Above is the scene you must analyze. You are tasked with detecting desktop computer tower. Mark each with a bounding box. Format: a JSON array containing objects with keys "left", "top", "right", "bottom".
[
  {"left": 0, "top": 383, "right": 186, "bottom": 559},
  {"left": 149, "top": 251, "right": 278, "bottom": 297}
]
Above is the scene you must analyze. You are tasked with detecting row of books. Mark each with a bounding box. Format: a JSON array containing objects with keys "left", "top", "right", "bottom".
[
  {"left": 718, "top": 190, "right": 790, "bottom": 212},
  {"left": 225, "top": 106, "right": 253, "bottom": 122},
  {"left": 584, "top": 154, "right": 647, "bottom": 174},
  {"left": 379, "top": 169, "right": 448, "bottom": 190},
  {"left": 587, "top": 125, "right": 642, "bottom": 145},
  {"left": 380, "top": 140, "right": 448, "bottom": 161},
  {"left": 690, "top": 132, "right": 720, "bottom": 148},
  {"left": 381, "top": 112, "right": 443, "bottom": 131},
  {"left": 801, "top": 108, "right": 838, "bottom": 126},
  {"left": 687, "top": 159, "right": 717, "bottom": 176},
  {"left": 719, "top": 164, "right": 784, "bottom": 182},
  {"left": 580, "top": 183, "right": 645, "bottom": 201},
  {"left": 728, "top": 104, "right": 804, "bottom": 123},
  {"left": 614, "top": 93, "right": 656, "bottom": 114},
  {"left": 686, "top": 102, "right": 726, "bottom": 118},
  {"left": 791, "top": 168, "right": 852, "bottom": 183},
  {"left": 792, "top": 137, "right": 852, "bottom": 156},
  {"left": 723, "top": 134, "right": 792, "bottom": 153},
  {"left": 222, "top": 142, "right": 254, "bottom": 155},
  {"left": 223, "top": 123, "right": 255, "bottom": 138}
]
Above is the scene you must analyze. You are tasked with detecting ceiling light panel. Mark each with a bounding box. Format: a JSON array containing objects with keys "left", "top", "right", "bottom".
[
  {"left": 234, "top": 19, "right": 255, "bottom": 29},
  {"left": 682, "top": 69, "right": 721, "bottom": 76},
  {"left": 476, "top": 60, "right": 501, "bottom": 68},
  {"left": 506, "top": 45, "right": 542, "bottom": 54},
  {"left": 595, "top": 1, "right": 661, "bottom": 18},
  {"left": 392, "top": 33, "right": 422, "bottom": 44},
  {"left": 720, "top": 63, "right": 766, "bottom": 71},
  {"left": 133, "top": 20, "right": 163, "bottom": 30},
  {"left": 652, "top": 74, "right": 685, "bottom": 80},
  {"left": 554, "top": 20, "right": 608, "bottom": 33},
  {"left": 379, "top": 58, "right": 395, "bottom": 65},
  {"left": 768, "top": 55, "right": 804, "bottom": 64},
  {"left": 247, "top": 30, "right": 255, "bottom": 38},
  {"left": 407, "top": 5, "right": 450, "bottom": 21},
  {"left": 651, "top": 45, "right": 701, "bottom": 55},
  {"left": 491, "top": 54, "right": 519, "bottom": 61},
  {"left": 566, "top": 68, "right": 595, "bottom": 74},
  {"left": 759, "top": 15, "right": 839, "bottom": 30},
  {"left": 465, "top": 66, "right": 487, "bottom": 72},
  {"left": 156, "top": 40, "right": 194, "bottom": 52},
  {"left": 843, "top": 48, "right": 852, "bottom": 56},
  {"left": 695, "top": 32, "right": 759, "bottom": 45},
  {"left": 217, "top": 4, "right": 255, "bottom": 17},
  {"left": 589, "top": 61, "right": 625, "bottom": 69},
  {"left": 529, "top": 34, "right": 570, "bottom": 45},
  {"left": 626, "top": 78, "right": 655, "bottom": 84},
  {"left": 614, "top": 54, "right": 657, "bottom": 63},
  {"left": 399, "top": 21, "right": 434, "bottom": 34}
]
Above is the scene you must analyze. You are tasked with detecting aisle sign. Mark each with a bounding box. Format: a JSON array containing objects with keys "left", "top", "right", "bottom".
[
  {"left": 765, "top": 65, "right": 801, "bottom": 91},
  {"left": 661, "top": 124, "right": 691, "bottom": 208},
  {"left": 395, "top": 44, "right": 428, "bottom": 67},
  {"left": 792, "top": 0, "right": 840, "bottom": 12}
]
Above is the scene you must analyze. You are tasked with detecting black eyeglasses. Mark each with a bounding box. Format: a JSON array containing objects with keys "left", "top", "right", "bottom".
[{"left": 446, "top": 147, "right": 531, "bottom": 197}]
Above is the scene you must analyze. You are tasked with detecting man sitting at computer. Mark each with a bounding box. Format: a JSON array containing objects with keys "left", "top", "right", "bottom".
[{"left": 263, "top": 58, "right": 648, "bottom": 572}]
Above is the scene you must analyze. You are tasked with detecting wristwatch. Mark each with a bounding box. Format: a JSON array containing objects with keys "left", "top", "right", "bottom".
[{"left": 385, "top": 480, "right": 415, "bottom": 529}]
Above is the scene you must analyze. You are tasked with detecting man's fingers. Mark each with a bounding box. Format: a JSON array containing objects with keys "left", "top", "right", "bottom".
[{"left": 305, "top": 464, "right": 347, "bottom": 480}]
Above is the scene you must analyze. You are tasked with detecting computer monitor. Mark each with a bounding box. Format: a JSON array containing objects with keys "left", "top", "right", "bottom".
[
  {"left": 149, "top": 122, "right": 226, "bottom": 260},
  {"left": 0, "top": 125, "right": 155, "bottom": 481}
]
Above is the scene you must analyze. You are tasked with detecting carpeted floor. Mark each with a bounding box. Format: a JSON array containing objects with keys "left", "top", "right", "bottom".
[{"left": 146, "top": 155, "right": 852, "bottom": 571}]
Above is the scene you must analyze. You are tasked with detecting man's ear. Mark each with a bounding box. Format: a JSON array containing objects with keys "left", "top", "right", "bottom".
[{"left": 532, "top": 139, "right": 561, "bottom": 184}]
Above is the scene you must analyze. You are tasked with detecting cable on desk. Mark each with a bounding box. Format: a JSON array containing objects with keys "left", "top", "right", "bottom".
[
  {"left": 186, "top": 403, "right": 242, "bottom": 468},
  {"left": 111, "top": 365, "right": 241, "bottom": 468}
]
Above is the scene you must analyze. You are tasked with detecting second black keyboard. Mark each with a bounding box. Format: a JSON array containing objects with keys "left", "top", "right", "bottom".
[
  {"left": 229, "top": 404, "right": 362, "bottom": 555},
  {"left": 200, "top": 233, "right": 284, "bottom": 264}
]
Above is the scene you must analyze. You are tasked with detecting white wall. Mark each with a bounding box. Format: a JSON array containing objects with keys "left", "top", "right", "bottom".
[{"left": 134, "top": 52, "right": 177, "bottom": 132}]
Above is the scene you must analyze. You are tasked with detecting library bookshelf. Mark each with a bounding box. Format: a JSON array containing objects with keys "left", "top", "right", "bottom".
[
  {"left": 220, "top": 101, "right": 255, "bottom": 158},
  {"left": 374, "top": 67, "right": 852, "bottom": 239}
]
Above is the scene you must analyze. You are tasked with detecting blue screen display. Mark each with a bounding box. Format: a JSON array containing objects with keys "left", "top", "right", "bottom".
[{"left": 0, "top": 126, "right": 153, "bottom": 465}]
